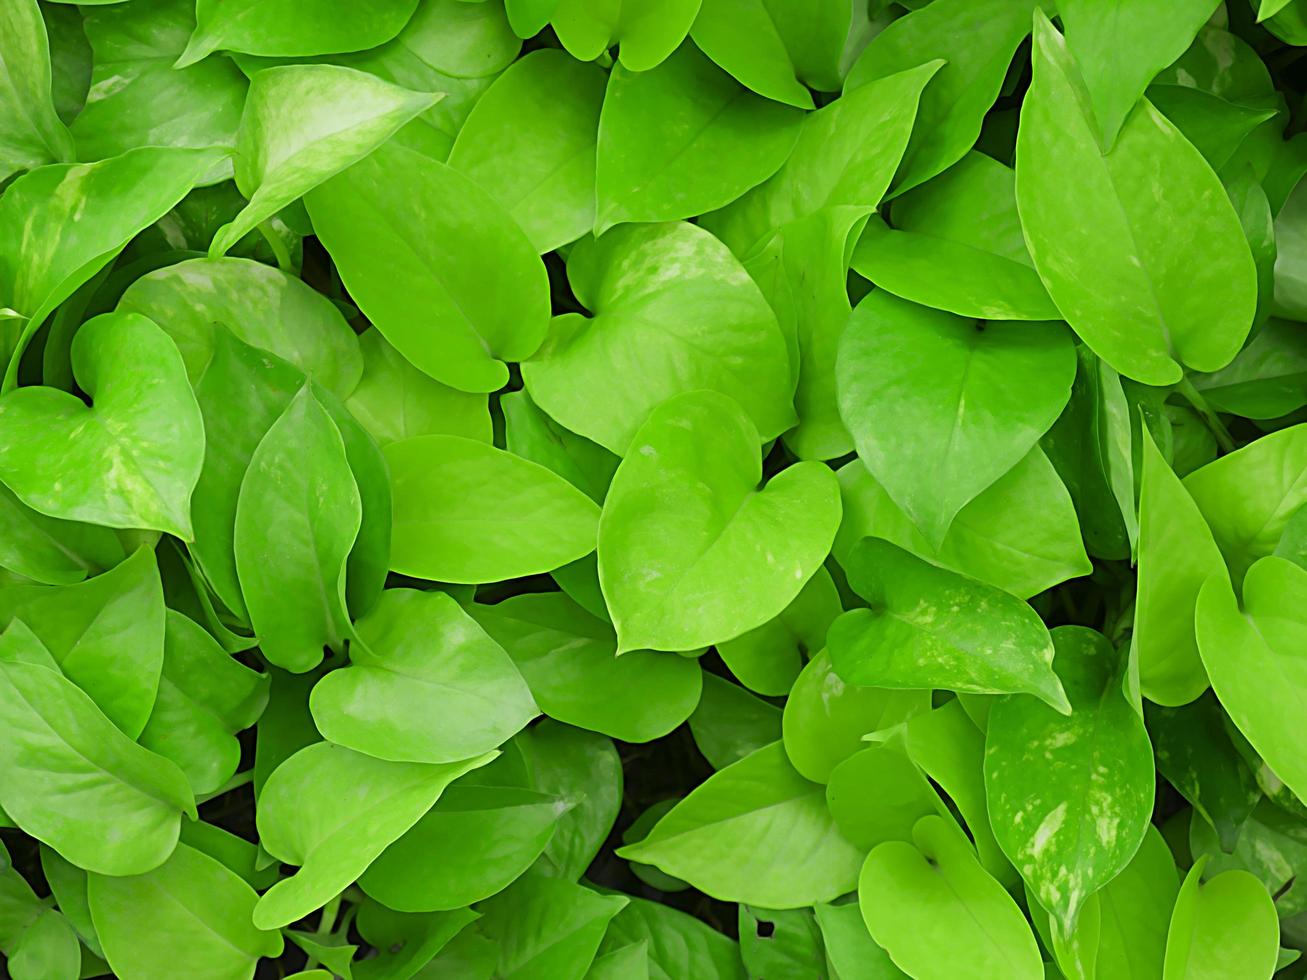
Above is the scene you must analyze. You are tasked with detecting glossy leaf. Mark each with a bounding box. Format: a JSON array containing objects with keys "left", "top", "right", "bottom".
[
  {"left": 0, "top": 312, "right": 203, "bottom": 538},
  {"left": 1016, "top": 12, "right": 1257, "bottom": 385},
  {"left": 617, "top": 741, "right": 863, "bottom": 907},
  {"left": 254, "top": 742, "right": 494, "bottom": 929},
  {"left": 1163, "top": 859, "right": 1279, "bottom": 979},
  {"left": 312, "top": 588, "right": 537, "bottom": 762},
  {"left": 0, "top": 0, "right": 74, "bottom": 180},
  {"left": 837, "top": 291, "right": 1075, "bottom": 546},
  {"left": 308, "top": 140, "right": 550, "bottom": 393},
  {"left": 180, "top": 0, "right": 420, "bottom": 65},
  {"left": 598, "top": 390, "right": 839, "bottom": 653},
  {"left": 828, "top": 538, "right": 1070, "bottom": 712},
  {"left": 522, "top": 221, "right": 794, "bottom": 456}
]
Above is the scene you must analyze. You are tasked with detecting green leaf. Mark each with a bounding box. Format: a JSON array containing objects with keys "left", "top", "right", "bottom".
[
  {"left": 1184, "top": 422, "right": 1307, "bottom": 585},
  {"left": 478, "top": 873, "right": 627, "bottom": 978},
  {"left": 179, "top": 0, "right": 420, "bottom": 66},
  {"left": 825, "top": 740, "right": 947, "bottom": 853},
  {"left": 836, "top": 448, "right": 1091, "bottom": 600},
  {"left": 522, "top": 222, "right": 794, "bottom": 456},
  {"left": 353, "top": 902, "right": 479, "bottom": 980},
  {"left": 211, "top": 65, "right": 437, "bottom": 257},
  {"left": 1134, "top": 426, "right": 1226, "bottom": 706},
  {"left": 138, "top": 610, "right": 267, "bottom": 795},
  {"left": 361, "top": 775, "right": 566, "bottom": 911},
  {"left": 549, "top": 0, "right": 698, "bottom": 71},
  {"left": 845, "top": 0, "right": 1038, "bottom": 194},
  {"left": 308, "top": 140, "right": 550, "bottom": 393},
  {"left": 858, "top": 815, "right": 1043, "bottom": 980},
  {"left": 814, "top": 901, "right": 907, "bottom": 980},
  {"left": 617, "top": 742, "right": 863, "bottom": 907},
  {"left": 234, "top": 384, "right": 360, "bottom": 673},
  {"left": 1147, "top": 693, "right": 1261, "bottom": 852},
  {"left": 254, "top": 742, "right": 494, "bottom": 930},
  {"left": 117, "top": 256, "right": 363, "bottom": 398},
  {"left": 0, "top": 0, "right": 74, "bottom": 180},
  {"left": 448, "top": 49, "right": 606, "bottom": 253},
  {"left": 691, "top": 0, "right": 851, "bottom": 107},
  {"left": 828, "top": 538, "right": 1070, "bottom": 712},
  {"left": 312, "top": 588, "right": 537, "bottom": 762},
  {"left": 0, "top": 145, "right": 228, "bottom": 377},
  {"left": 469, "top": 592, "right": 701, "bottom": 743},
  {"left": 837, "top": 291, "right": 1075, "bottom": 547},
  {"left": 1163, "top": 858, "right": 1280, "bottom": 979},
  {"left": 1196, "top": 556, "right": 1307, "bottom": 807},
  {"left": 599, "top": 895, "right": 745, "bottom": 980},
  {"left": 1058, "top": 0, "right": 1221, "bottom": 150},
  {"left": 6, "top": 908, "right": 79, "bottom": 980},
  {"left": 1016, "top": 11, "right": 1257, "bottom": 385},
  {"left": 89, "top": 843, "right": 282, "bottom": 980},
  {"left": 689, "top": 673, "right": 783, "bottom": 771},
  {"left": 0, "top": 483, "right": 123, "bottom": 586},
  {"left": 717, "top": 567, "right": 842, "bottom": 697},
  {"left": 522, "top": 721, "right": 622, "bottom": 881},
  {"left": 598, "top": 390, "right": 840, "bottom": 653},
  {"left": 1191, "top": 802, "right": 1307, "bottom": 918},
  {"left": 71, "top": 0, "right": 247, "bottom": 161},
  {"left": 595, "top": 44, "right": 801, "bottom": 234},
  {"left": 346, "top": 328, "right": 490, "bottom": 448},
  {"left": 0, "top": 620, "right": 194, "bottom": 876},
  {"left": 782, "top": 649, "right": 929, "bottom": 783},
  {"left": 0, "top": 312, "right": 203, "bottom": 539},
  {"left": 385, "top": 435, "right": 599, "bottom": 584},
  {"left": 739, "top": 906, "right": 822, "bottom": 980},
  {"left": 1190, "top": 319, "right": 1307, "bottom": 420},
  {"left": 502, "top": 392, "right": 618, "bottom": 507},
  {"left": 985, "top": 626, "right": 1155, "bottom": 932}
]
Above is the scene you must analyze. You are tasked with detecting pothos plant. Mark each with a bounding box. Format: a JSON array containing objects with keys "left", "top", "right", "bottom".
[{"left": 0, "top": 0, "right": 1304, "bottom": 977}]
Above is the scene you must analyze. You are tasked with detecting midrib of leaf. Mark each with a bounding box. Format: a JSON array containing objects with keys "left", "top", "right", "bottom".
[{"left": 146, "top": 873, "right": 261, "bottom": 961}]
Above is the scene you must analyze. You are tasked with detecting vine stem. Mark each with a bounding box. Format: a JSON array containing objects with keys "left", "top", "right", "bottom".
[{"left": 1175, "top": 377, "right": 1235, "bottom": 453}]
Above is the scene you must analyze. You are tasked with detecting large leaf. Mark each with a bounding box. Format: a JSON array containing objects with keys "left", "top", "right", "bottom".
[
  {"left": 837, "top": 290, "right": 1075, "bottom": 547},
  {"left": 598, "top": 390, "right": 839, "bottom": 653},
  {"left": 1134, "top": 428, "right": 1226, "bottom": 706},
  {"left": 254, "top": 742, "right": 494, "bottom": 929},
  {"left": 179, "top": 0, "right": 420, "bottom": 65},
  {"left": 0, "top": 545, "right": 164, "bottom": 738},
  {"left": 118, "top": 256, "right": 363, "bottom": 397},
  {"left": 0, "top": 0, "right": 74, "bottom": 181},
  {"left": 523, "top": 222, "right": 793, "bottom": 456},
  {"left": 835, "top": 448, "right": 1091, "bottom": 600},
  {"left": 618, "top": 742, "right": 863, "bottom": 907},
  {"left": 595, "top": 43, "right": 801, "bottom": 233},
  {"left": 311, "top": 589, "right": 537, "bottom": 763},
  {"left": 599, "top": 896, "right": 745, "bottom": 980},
  {"left": 0, "top": 621, "right": 194, "bottom": 876},
  {"left": 1016, "top": 12, "right": 1257, "bottom": 385},
  {"left": 1058, "top": 0, "right": 1221, "bottom": 149},
  {"left": 858, "top": 815, "right": 1043, "bottom": 980},
  {"left": 470, "top": 592, "right": 701, "bottom": 743},
  {"left": 1183, "top": 422, "right": 1307, "bottom": 584},
  {"left": 89, "top": 843, "right": 282, "bottom": 980},
  {"left": 448, "top": 49, "right": 605, "bottom": 253},
  {"left": 690, "top": 0, "right": 851, "bottom": 107},
  {"left": 1195, "top": 557, "right": 1307, "bottom": 806},
  {"left": 308, "top": 140, "right": 550, "bottom": 393},
  {"left": 234, "top": 384, "right": 360, "bottom": 673},
  {"left": 0, "top": 312, "right": 202, "bottom": 539},
  {"left": 71, "top": 0, "right": 247, "bottom": 160},
  {"left": 384, "top": 435, "right": 599, "bottom": 584},
  {"left": 828, "top": 538, "right": 1070, "bottom": 713},
  {"left": 549, "top": 0, "right": 698, "bottom": 71},
  {"left": 985, "top": 627, "right": 1155, "bottom": 933},
  {"left": 845, "top": 0, "right": 1038, "bottom": 194},
  {"left": 0, "top": 145, "right": 228, "bottom": 380},
  {"left": 1162, "top": 859, "right": 1279, "bottom": 979},
  {"left": 211, "top": 64, "right": 437, "bottom": 257},
  {"left": 138, "top": 610, "right": 268, "bottom": 796}
]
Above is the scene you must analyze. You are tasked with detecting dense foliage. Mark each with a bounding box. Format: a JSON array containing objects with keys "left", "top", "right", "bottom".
[{"left": 2, "top": 0, "right": 1307, "bottom": 977}]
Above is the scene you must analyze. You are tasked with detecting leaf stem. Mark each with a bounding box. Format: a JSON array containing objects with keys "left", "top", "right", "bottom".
[
  {"left": 1174, "top": 377, "right": 1235, "bottom": 453},
  {"left": 258, "top": 220, "right": 295, "bottom": 274}
]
